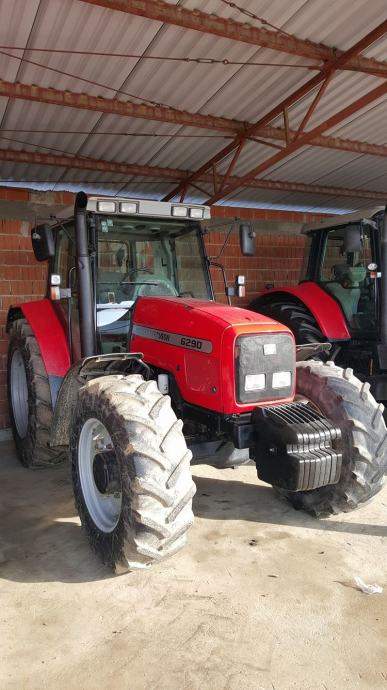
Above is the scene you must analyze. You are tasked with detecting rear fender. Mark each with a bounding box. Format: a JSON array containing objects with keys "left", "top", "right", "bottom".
[
  {"left": 7, "top": 299, "right": 71, "bottom": 376},
  {"left": 7, "top": 300, "right": 71, "bottom": 407},
  {"left": 253, "top": 283, "right": 350, "bottom": 340}
]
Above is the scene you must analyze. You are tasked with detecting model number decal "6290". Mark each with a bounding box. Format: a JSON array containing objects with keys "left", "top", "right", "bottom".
[
  {"left": 180, "top": 337, "right": 202, "bottom": 350},
  {"left": 132, "top": 324, "right": 213, "bottom": 353}
]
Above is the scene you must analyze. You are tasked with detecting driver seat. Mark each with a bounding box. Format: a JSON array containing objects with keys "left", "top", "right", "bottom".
[{"left": 326, "top": 264, "right": 366, "bottom": 322}]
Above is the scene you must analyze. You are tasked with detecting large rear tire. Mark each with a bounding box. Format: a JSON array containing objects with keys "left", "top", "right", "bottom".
[
  {"left": 71, "top": 374, "right": 195, "bottom": 572},
  {"left": 7, "top": 318, "right": 66, "bottom": 468},
  {"left": 249, "top": 299, "right": 325, "bottom": 346},
  {"left": 281, "top": 361, "right": 386, "bottom": 517}
]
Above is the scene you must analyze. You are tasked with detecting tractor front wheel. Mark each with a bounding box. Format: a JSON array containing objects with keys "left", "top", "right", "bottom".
[
  {"left": 282, "top": 360, "right": 386, "bottom": 517},
  {"left": 71, "top": 374, "right": 195, "bottom": 572}
]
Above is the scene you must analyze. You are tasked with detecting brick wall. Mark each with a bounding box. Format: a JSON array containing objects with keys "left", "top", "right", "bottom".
[
  {"left": 206, "top": 229, "right": 306, "bottom": 307},
  {"left": 0, "top": 216, "right": 309, "bottom": 430},
  {"left": 0, "top": 218, "right": 49, "bottom": 429}
]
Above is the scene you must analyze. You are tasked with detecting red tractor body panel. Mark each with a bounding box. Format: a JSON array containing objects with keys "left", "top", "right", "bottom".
[
  {"left": 11, "top": 299, "right": 71, "bottom": 376},
  {"left": 131, "top": 297, "right": 296, "bottom": 414},
  {"left": 263, "top": 282, "right": 350, "bottom": 340}
]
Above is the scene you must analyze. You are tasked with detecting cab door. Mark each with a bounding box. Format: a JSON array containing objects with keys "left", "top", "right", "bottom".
[{"left": 51, "top": 222, "right": 81, "bottom": 362}]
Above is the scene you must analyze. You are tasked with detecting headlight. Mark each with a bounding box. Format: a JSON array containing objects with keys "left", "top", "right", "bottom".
[
  {"left": 272, "top": 371, "right": 292, "bottom": 389},
  {"left": 245, "top": 373, "right": 266, "bottom": 391},
  {"left": 236, "top": 333, "right": 294, "bottom": 404}
]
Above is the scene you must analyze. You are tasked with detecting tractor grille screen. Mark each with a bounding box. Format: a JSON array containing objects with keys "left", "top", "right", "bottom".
[{"left": 236, "top": 333, "right": 295, "bottom": 404}]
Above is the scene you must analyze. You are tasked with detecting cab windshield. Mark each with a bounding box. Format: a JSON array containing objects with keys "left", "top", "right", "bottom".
[{"left": 95, "top": 215, "right": 211, "bottom": 352}]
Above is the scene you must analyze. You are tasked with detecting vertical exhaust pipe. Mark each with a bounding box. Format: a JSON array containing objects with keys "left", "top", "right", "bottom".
[
  {"left": 380, "top": 204, "right": 387, "bottom": 352},
  {"left": 74, "top": 191, "right": 96, "bottom": 358}
]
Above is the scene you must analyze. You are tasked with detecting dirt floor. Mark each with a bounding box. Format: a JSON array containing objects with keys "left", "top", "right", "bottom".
[{"left": 1, "top": 439, "right": 387, "bottom": 690}]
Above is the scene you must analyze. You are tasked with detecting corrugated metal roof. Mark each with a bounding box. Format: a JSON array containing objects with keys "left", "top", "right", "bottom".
[{"left": 0, "top": 0, "right": 386, "bottom": 213}]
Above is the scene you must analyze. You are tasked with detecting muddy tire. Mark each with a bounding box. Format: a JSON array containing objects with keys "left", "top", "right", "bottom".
[
  {"left": 7, "top": 318, "right": 66, "bottom": 468},
  {"left": 281, "top": 360, "right": 386, "bottom": 517},
  {"left": 249, "top": 299, "right": 326, "bottom": 346},
  {"left": 71, "top": 374, "right": 195, "bottom": 572}
]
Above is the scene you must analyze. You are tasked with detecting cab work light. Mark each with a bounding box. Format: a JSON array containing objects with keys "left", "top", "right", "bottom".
[
  {"left": 189, "top": 207, "right": 204, "bottom": 219},
  {"left": 97, "top": 201, "right": 116, "bottom": 213},
  {"left": 119, "top": 202, "right": 138, "bottom": 214},
  {"left": 171, "top": 206, "right": 188, "bottom": 217}
]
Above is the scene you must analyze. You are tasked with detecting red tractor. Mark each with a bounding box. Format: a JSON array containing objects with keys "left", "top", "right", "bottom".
[
  {"left": 249, "top": 206, "right": 387, "bottom": 402},
  {"left": 7, "top": 193, "right": 386, "bottom": 573}
]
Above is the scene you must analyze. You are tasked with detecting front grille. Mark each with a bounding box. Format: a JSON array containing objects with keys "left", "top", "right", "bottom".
[{"left": 236, "top": 333, "right": 295, "bottom": 404}]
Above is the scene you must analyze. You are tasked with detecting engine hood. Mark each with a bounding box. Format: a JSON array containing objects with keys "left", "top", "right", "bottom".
[
  {"left": 132, "top": 296, "right": 290, "bottom": 334},
  {"left": 130, "top": 297, "right": 295, "bottom": 415}
]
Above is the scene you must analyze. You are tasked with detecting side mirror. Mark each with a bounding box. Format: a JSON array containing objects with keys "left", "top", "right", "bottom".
[
  {"left": 343, "top": 224, "right": 362, "bottom": 253},
  {"left": 31, "top": 224, "right": 55, "bottom": 262},
  {"left": 239, "top": 223, "right": 256, "bottom": 256}
]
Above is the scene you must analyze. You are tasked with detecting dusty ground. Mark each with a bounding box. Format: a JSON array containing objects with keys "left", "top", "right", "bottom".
[{"left": 0, "top": 440, "right": 387, "bottom": 690}]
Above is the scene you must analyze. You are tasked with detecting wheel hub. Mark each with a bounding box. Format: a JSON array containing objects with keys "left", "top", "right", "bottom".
[
  {"left": 78, "top": 419, "right": 122, "bottom": 533},
  {"left": 10, "top": 349, "right": 29, "bottom": 439},
  {"left": 93, "top": 451, "right": 121, "bottom": 494}
]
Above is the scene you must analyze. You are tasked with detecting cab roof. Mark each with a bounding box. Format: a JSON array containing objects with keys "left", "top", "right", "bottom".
[
  {"left": 301, "top": 206, "right": 384, "bottom": 234},
  {"left": 56, "top": 196, "right": 211, "bottom": 221}
]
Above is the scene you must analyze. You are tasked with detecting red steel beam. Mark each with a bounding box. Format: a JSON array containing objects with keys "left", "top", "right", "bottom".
[
  {"left": 164, "top": 20, "right": 387, "bottom": 202},
  {"left": 0, "top": 80, "right": 241, "bottom": 133},
  {"left": 0, "top": 148, "right": 385, "bottom": 201},
  {"left": 206, "top": 80, "right": 387, "bottom": 204},
  {"left": 80, "top": 0, "right": 387, "bottom": 78},
  {"left": 263, "top": 127, "right": 387, "bottom": 157},
  {"left": 1, "top": 80, "right": 387, "bottom": 160}
]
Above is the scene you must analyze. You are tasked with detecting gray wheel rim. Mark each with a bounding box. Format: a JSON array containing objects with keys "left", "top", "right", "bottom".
[
  {"left": 10, "top": 349, "right": 29, "bottom": 439},
  {"left": 78, "top": 418, "right": 122, "bottom": 533}
]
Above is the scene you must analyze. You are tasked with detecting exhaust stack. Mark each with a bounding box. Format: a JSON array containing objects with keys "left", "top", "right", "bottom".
[{"left": 74, "top": 191, "right": 96, "bottom": 358}]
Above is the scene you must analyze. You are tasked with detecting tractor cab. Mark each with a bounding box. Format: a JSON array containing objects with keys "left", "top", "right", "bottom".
[
  {"left": 249, "top": 204, "right": 387, "bottom": 401},
  {"left": 301, "top": 208, "right": 383, "bottom": 336}
]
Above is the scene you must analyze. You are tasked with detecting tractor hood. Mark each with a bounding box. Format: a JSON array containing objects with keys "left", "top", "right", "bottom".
[
  {"left": 133, "top": 296, "right": 287, "bottom": 331},
  {"left": 131, "top": 297, "right": 295, "bottom": 414}
]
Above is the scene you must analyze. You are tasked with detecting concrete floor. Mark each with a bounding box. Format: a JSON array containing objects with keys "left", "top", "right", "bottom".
[{"left": 0, "top": 440, "right": 387, "bottom": 690}]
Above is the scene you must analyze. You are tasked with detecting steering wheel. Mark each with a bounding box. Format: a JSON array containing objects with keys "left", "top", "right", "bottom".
[
  {"left": 136, "top": 277, "right": 178, "bottom": 297},
  {"left": 120, "top": 272, "right": 178, "bottom": 298}
]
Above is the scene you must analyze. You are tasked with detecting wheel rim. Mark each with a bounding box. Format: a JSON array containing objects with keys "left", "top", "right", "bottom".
[
  {"left": 78, "top": 418, "right": 122, "bottom": 533},
  {"left": 10, "top": 349, "right": 29, "bottom": 439}
]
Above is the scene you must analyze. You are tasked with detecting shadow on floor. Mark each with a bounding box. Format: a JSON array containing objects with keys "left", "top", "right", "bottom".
[
  {"left": 192, "top": 473, "right": 387, "bottom": 539},
  {"left": 0, "top": 441, "right": 385, "bottom": 585}
]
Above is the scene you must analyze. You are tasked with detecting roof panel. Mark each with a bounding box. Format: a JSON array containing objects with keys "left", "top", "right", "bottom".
[{"left": 0, "top": 0, "right": 386, "bottom": 213}]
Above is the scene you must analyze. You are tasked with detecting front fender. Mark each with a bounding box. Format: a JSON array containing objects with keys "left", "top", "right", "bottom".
[{"left": 50, "top": 353, "right": 148, "bottom": 447}]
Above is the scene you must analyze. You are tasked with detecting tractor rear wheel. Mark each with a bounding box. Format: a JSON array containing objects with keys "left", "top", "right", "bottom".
[
  {"left": 281, "top": 360, "right": 386, "bottom": 517},
  {"left": 7, "top": 318, "right": 66, "bottom": 468},
  {"left": 249, "top": 299, "right": 325, "bottom": 346},
  {"left": 71, "top": 374, "right": 195, "bottom": 572}
]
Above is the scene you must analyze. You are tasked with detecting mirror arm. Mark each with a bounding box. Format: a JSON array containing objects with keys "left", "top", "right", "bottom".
[{"left": 209, "top": 260, "right": 232, "bottom": 305}]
